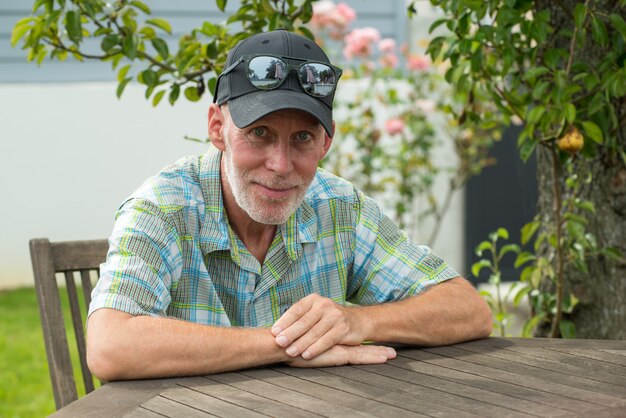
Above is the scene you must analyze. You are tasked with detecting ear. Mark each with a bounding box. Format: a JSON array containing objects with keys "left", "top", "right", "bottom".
[
  {"left": 320, "top": 120, "right": 335, "bottom": 159},
  {"left": 208, "top": 103, "right": 226, "bottom": 151}
]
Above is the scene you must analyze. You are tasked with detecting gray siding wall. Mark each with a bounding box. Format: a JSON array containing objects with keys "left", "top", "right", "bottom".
[{"left": 0, "top": 0, "right": 407, "bottom": 83}]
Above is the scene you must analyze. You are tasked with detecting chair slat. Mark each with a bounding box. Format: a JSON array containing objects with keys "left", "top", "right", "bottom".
[
  {"left": 80, "top": 269, "right": 93, "bottom": 309},
  {"left": 64, "top": 271, "right": 95, "bottom": 394},
  {"left": 30, "top": 239, "right": 79, "bottom": 409},
  {"left": 51, "top": 240, "right": 108, "bottom": 271},
  {"left": 30, "top": 238, "right": 106, "bottom": 410}
]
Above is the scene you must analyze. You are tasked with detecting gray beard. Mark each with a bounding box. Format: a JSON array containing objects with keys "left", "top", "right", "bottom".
[{"left": 222, "top": 147, "right": 310, "bottom": 225}]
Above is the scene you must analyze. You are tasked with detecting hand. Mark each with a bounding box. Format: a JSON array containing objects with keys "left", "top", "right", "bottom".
[
  {"left": 286, "top": 344, "right": 396, "bottom": 368},
  {"left": 271, "top": 294, "right": 365, "bottom": 360}
]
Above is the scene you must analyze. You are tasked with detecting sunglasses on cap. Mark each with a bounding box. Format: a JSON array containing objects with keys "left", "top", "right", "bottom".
[{"left": 217, "top": 54, "right": 343, "bottom": 98}]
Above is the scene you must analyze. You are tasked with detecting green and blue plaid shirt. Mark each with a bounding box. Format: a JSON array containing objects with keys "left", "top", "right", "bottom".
[{"left": 89, "top": 146, "right": 459, "bottom": 327}]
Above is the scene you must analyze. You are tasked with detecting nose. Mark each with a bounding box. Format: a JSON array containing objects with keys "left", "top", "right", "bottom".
[{"left": 265, "top": 141, "right": 293, "bottom": 175}]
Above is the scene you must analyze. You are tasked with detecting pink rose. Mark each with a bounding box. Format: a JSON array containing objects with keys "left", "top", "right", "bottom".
[
  {"left": 385, "top": 117, "right": 405, "bottom": 136},
  {"left": 380, "top": 53, "right": 399, "bottom": 69},
  {"left": 378, "top": 38, "right": 396, "bottom": 54},
  {"left": 343, "top": 27, "right": 381, "bottom": 59},
  {"left": 311, "top": 1, "right": 356, "bottom": 34},
  {"left": 335, "top": 3, "right": 356, "bottom": 26},
  {"left": 311, "top": 1, "right": 336, "bottom": 28},
  {"left": 407, "top": 54, "right": 431, "bottom": 72}
]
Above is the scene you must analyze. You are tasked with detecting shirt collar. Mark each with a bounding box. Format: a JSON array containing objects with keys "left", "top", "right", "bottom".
[{"left": 198, "top": 145, "right": 318, "bottom": 261}]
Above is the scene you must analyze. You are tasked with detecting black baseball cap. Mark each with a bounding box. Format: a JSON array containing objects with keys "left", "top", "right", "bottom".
[{"left": 213, "top": 30, "right": 339, "bottom": 136}]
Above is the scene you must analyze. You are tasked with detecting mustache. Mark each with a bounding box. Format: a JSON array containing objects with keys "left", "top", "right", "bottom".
[{"left": 252, "top": 176, "right": 305, "bottom": 190}]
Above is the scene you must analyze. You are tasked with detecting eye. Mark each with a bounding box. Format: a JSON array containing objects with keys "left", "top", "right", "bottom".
[
  {"left": 252, "top": 127, "right": 267, "bottom": 137},
  {"left": 294, "top": 131, "right": 312, "bottom": 142}
]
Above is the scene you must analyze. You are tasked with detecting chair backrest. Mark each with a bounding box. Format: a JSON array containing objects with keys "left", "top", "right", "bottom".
[{"left": 29, "top": 238, "right": 108, "bottom": 410}]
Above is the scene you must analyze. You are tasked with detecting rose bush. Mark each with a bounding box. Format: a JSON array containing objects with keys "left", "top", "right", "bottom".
[{"left": 312, "top": 1, "right": 498, "bottom": 245}]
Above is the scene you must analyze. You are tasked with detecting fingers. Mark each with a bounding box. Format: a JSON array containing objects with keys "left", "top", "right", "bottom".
[
  {"left": 272, "top": 294, "right": 356, "bottom": 359},
  {"left": 271, "top": 294, "right": 316, "bottom": 340},
  {"left": 287, "top": 345, "right": 396, "bottom": 368}
]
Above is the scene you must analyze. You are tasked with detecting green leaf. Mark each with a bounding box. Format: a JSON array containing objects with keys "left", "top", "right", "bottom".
[
  {"left": 130, "top": 0, "right": 151, "bottom": 14},
  {"left": 559, "top": 319, "right": 576, "bottom": 339},
  {"left": 475, "top": 241, "right": 492, "bottom": 257},
  {"left": 521, "top": 220, "right": 540, "bottom": 245},
  {"left": 298, "top": 26, "right": 315, "bottom": 41},
  {"left": 146, "top": 18, "right": 172, "bottom": 35},
  {"left": 576, "top": 200, "right": 596, "bottom": 214},
  {"left": 122, "top": 34, "right": 137, "bottom": 59},
  {"left": 515, "top": 251, "right": 535, "bottom": 268},
  {"left": 523, "top": 66, "right": 550, "bottom": 82},
  {"left": 513, "top": 285, "right": 532, "bottom": 307},
  {"left": 530, "top": 267, "right": 542, "bottom": 288},
  {"left": 184, "top": 86, "right": 200, "bottom": 102},
  {"left": 591, "top": 16, "right": 608, "bottom": 47},
  {"left": 609, "top": 13, "right": 626, "bottom": 40},
  {"left": 65, "top": 10, "right": 82, "bottom": 44},
  {"left": 497, "top": 228, "right": 509, "bottom": 240},
  {"left": 205, "top": 41, "right": 218, "bottom": 59},
  {"left": 117, "top": 64, "right": 131, "bottom": 83},
  {"left": 151, "top": 38, "right": 169, "bottom": 60},
  {"left": 152, "top": 90, "right": 166, "bottom": 106},
  {"left": 573, "top": 3, "right": 587, "bottom": 29},
  {"left": 522, "top": 313, "right": 545, "bottom": 338},
  {"left": 208, "top": 76, "right": 217, "bottom": 96},
  {"left": 518, "top": 138, "right": 537, "bottom": 162},
  {"left": 564, "top": 103, "right": 576, "bottom": 124},
  {"left": 499, "top": 244, "right": 521, "bottom": 259},
  {"left": 471, "top": 259, "right": 492, "bottom": 277},
  {"left": 169, "top": 84, "right": 180, "bottom": 105},
  {"left": 429, "top": 18, "right": 449, "bottom": 34},
  {"left": 116, "top": 77, "right": 132, "bottom": 99},
  {"left": 520, "top": 265, "right": 534, "bottom": 284},
  {"left": 532, "top": 81, "right": 550, "bottom": 101},
  {"left": 488, "top": 272, "right": 501, "bottom": 285},
  {"left": 140, "top": 69, "right": 157, "bottom": 86},
  {"left": 216, "top": 0, "right": 227, "bottom": 12},
  {"left": 33, "top": 0, "right": 50, "bottom": 12},
  {"left": 527, "top": 105, "right": 545, "bottom": 124},
  {"left": 101, "top": 34, "right": 119, "bottom": 52},
  {"left": 10, "top": 22, "right": 32, "bottom": 47},
  {"left": 601, "top": 247, "right": 623, "bottom": 261},
  {"left": 581, "top": 121, "right": 603, "bottom": 144}
]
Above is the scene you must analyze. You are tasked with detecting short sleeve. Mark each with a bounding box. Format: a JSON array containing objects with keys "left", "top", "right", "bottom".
[
  {"left": 348, "top": 190, "right": 459, "bottom": 305},
  {"left": 88, "top": 199, "right": 183, "bottom": 317}
]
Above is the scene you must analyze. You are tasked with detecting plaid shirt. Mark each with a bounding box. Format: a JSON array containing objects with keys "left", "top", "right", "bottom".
[{"left": 89, "top": 146, "right": 458, "bottom": 327}]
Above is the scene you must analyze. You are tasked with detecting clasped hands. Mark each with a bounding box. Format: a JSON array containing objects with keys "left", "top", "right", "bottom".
[{"left": 270, "top": 294, "right": 396, "bottom": 367}]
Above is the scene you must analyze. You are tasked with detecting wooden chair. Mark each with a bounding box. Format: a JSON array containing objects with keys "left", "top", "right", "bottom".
[{"left": 29, "top": 238, "right": 108, "bottom": 410}]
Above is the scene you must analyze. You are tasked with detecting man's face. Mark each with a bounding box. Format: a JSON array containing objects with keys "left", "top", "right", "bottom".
[{"left": 218, "top": 107, "right": 332, "bottom": 225}]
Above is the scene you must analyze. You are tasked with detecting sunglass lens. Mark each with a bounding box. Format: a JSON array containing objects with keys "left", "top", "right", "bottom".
[
  {"left": 299, "top": 63, "right": 336, "bottom": 96},
  {"left": 248, "top": 56, "right": 287, "bottom": 90}
]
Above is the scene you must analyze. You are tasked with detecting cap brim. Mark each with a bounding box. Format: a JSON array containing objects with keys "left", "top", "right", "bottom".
[{"left": 226, "top": 89, "right": 333, "bottom": 136}]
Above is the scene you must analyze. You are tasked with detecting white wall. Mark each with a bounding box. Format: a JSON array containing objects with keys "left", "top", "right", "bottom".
[{"left": 0, "top": 82, "right": 208, "bottom": 288}]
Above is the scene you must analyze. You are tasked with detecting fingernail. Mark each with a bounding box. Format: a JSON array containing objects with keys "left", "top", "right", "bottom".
[
  {"left": 276, "top": 335, "right": 288, "bottom": 347},
  {"left": 286, "top": 346, "right": 298, "bottom": 357},
  {"left": 302, "top": 350, "right": 311, "bottom": 360},
  {"left": 271, "top": 326, "right": 282, "bottom": 336},
  {"left": 386, "top": 347, "right": 397, "bottom": 358}
]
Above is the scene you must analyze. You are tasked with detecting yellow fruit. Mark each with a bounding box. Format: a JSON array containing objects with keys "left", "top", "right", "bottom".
[{"left": 557, "top": 126, "right": 584, "bottom": 154}]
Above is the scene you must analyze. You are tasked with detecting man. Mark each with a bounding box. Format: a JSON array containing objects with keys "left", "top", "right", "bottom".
[{"left": 87, "top": 30, "right": 491, "bottom": 381}]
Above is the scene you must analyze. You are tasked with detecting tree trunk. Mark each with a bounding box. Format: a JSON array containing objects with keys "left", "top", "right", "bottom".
[{"left": 535, "top": 1, "right": 626, "bottom": 339}]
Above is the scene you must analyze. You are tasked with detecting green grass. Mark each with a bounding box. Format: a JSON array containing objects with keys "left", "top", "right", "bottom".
[{"left": 0, "top": 287, "right": 98, "bottom": 418}]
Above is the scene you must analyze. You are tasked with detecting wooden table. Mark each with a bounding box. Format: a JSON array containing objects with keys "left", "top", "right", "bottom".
[{"left": 52, "top": 337, "right": 626, "bottom": 417}]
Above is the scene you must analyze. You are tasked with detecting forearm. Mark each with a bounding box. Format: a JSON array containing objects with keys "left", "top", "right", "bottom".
[
  {"left": 355, "top": 277, "right": 492, "bottom": 346},
  {"left": 87, "top": 308, "right": 287, "bottom": 381}
]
